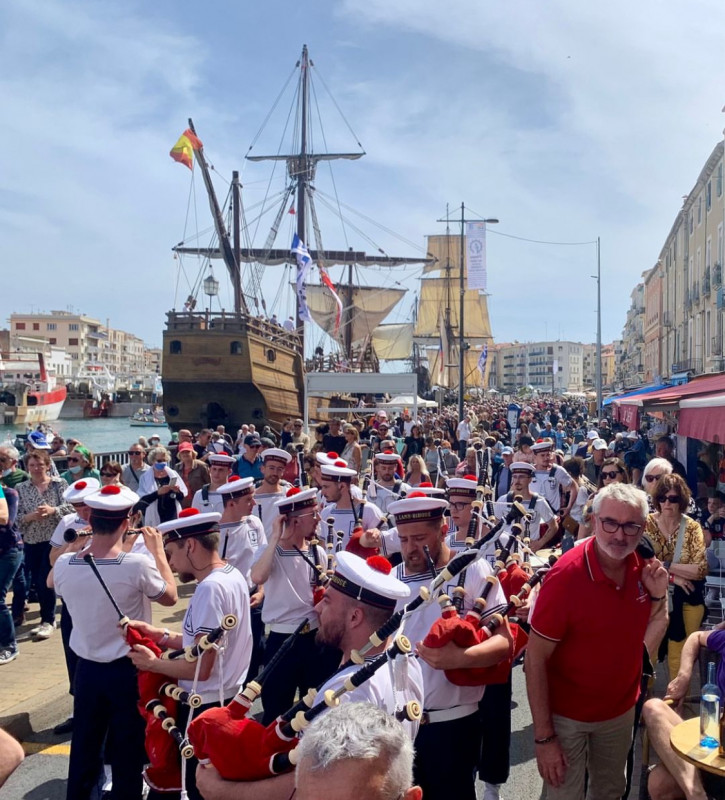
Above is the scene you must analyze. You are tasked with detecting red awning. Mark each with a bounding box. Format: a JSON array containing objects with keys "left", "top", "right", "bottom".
[
  {"left": 640, "top": 374, "right": 725, "bottom": 408},
  {"left": 676, "top": 393, "right": 725, "bottom": 443},
  {"left": 619, "top": 404, "right": 639, "bottom": 431}
]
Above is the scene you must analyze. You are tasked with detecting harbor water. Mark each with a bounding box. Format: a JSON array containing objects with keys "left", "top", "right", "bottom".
[{"left": 0, "top": 418, "right": 171, "bottom": 455}]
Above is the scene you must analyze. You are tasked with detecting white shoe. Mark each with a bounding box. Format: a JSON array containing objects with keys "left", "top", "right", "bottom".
[
  {"left": 483, "top": 783, "right": 502, "bottom": 800},
  {"left": 35, "top": 622, "right": 56, "bottom": 639},
  {"left": 29, "top": 624, "right": 42, "bottom": 635}
]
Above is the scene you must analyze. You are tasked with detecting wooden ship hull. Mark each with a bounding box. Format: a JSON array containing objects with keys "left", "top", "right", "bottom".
[{"left": 162, "top": 310, "right": 304, "bottom": 432}]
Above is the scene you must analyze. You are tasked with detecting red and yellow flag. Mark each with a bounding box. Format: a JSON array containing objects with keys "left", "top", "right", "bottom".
[{"left": 169, "top": 129, "right": 203, "bottom": 170}]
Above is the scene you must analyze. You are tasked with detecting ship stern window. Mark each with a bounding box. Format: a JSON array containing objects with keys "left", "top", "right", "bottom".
[
  {"left": 169, "top": 340, "right": 182, "bottom": 355},
  {"left": 266, "top": 348, "right": 276, "bottom": 363},
  {"left": 230, "top": 341, "right": 243, "bottom": 355}
]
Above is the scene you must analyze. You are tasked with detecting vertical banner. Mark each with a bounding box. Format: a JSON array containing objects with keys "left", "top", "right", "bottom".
[
  {"left": 477, "top": 344, "right": 488, "bottom": 385},
  {"left": 291, "top": 234, "right": 312, "bottom": 323},
  {"left": 466, "top": 221, "right": 487, "bottom": 291}
]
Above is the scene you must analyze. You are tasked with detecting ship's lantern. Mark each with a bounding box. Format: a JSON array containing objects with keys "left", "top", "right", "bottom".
[{"left": 203, "top": 272, "right": 219, "bottom": 299}]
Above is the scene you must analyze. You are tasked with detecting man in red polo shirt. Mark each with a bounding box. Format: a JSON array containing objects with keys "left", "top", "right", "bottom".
[{"left": 526, "top": 482, "right": 669, "bottom": 799}]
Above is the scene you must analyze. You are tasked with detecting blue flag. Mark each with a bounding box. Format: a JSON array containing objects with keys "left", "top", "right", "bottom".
[{"left": 477, "top": 344, "right": 488, "bottom": 383}]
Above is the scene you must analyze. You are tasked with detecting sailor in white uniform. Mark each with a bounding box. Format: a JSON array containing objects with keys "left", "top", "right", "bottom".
[
  {"left": 191, "top": 453, "right": 235, "bottom": 514},
  {"left": 253, "top": 448, "right": 292, "bottom": 528},
  {"left": 369, "top": 450, "right": 409, "bottom": 516},
  {"left": 319, "top": 460, "right": 385, "bottom": 548}
]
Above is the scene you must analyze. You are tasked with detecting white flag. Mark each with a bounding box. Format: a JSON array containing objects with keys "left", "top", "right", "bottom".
[
  {"left": 466, "top": 222, "right": 487, "bottom": 291},
  {"left": 291, "top": 234, "right": 312, "bottom": 323}
]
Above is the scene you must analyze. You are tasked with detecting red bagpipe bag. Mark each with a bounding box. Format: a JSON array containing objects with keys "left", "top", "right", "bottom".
[
  {"left": 187, "top": 704, "right": 297, "bottom": 781},
  {"left": 499, "top": 561, "right": 529, "bottom": 600},
  {"left": 422, "top": 612, "right": 528, "bottom": 687},
  {"left": 345, "top": 525, "right": 381, "bottom": 558},
  {"left": 125, "top": 626, "right": 181, "bottom": 792}
]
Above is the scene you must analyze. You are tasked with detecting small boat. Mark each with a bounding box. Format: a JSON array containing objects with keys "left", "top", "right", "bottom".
[{"left": 130, "top": 408, "right": 168, "bottom": 427}]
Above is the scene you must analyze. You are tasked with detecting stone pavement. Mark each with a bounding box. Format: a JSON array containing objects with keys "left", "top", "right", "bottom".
[{"left": 0, "top": 581, "right": 195, "bottom": 743}]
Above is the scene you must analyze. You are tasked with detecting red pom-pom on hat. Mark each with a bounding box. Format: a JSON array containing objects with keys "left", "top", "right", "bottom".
[
  {"left": 382, "top": 449, "right": 395, "bottom": 455},
  {"left": 100, "top": 485, "right": 121, "bottom": 495},
  {"left": 366, "top": 555, "right": 392, "bottom": 575},
  {"left": 179, "top": 508, "right": 200, "bottom": 518},
  {"left": 287, "top": 487, "right": 301, "bottom": 497},
  {"left": 407, "top": 491, "right": 426, "bottom": 499},
  {"left": 333, "top": 460, "right": 347, "bottom": 468},
  {"left": 419, "top": 481, "right": 433, "bottom": 488},
  {"left": 227, "top": 475, "right": 241, "bottom": 482},
  {"left": 75, "top": 481, "right": 87, "bottom": 490},
  {"left": 326, "top": 452, "right": 340, "bottom": 459},
  {"left": 463, "top": 474, "right": 477, "bottom": 481}
]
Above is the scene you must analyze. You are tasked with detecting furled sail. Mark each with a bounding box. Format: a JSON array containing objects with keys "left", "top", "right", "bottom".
[
  {"left": 304, "top": 284, "right": 406, "bottom": 346},
  {"left": 426, "top": 346, "right": 490, "bottom": 387},
  {"left": 424, "top": 234, "right": 463, "bottom": 276},
  {"left": 414, "top": 277, "right": 492, "bottom": 343},
  {"left": 371, "top": 323, "right": 415, "bottom": 360}
]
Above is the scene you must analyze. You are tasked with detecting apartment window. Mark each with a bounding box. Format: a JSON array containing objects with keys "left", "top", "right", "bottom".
[
  {"left": 32, "top": 323, "right": 39, "bottom": 331},
  {"left": 169, "top": 340, "right": 182, "bottom": 355},
  {"left": 47, "top": 323, "right": 56, "bottom": 331},
  {"left": 697, "top": 195, "right": 702, "bottom": 225},
  {"left": 49, "top": 338, "right": 57, "bottom": 345},
  {"left": 690, "top": 213, "right": 694, "bottom": 235},
  {"left": 707, "top": 181, "right": 712, "bottom": 212},
  {"left": 15, "top": 322, "right": 25, "bottom": 330},
  {"left": 718, "top": 163, "right": 723, "bottom": 198},
  {"left": 69, "top": 324, "right": 79, "bottom": 331},
  {"left": 68, "top": 338, "right": 79, "bottom": 346}
]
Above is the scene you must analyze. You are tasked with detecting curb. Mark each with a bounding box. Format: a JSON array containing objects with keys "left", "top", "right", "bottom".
[{"left": 0, "top": 681, "right": 72, "bottom": 743}]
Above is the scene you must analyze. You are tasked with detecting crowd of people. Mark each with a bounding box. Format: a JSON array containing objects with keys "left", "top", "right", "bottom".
[{"left": 0, "top": 396, "right": 723, "bottom": 799}]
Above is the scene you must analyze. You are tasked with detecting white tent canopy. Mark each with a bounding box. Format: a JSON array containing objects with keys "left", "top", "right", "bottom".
[{"left": 380, "top": 394, "right": 438, "bottom": 409}]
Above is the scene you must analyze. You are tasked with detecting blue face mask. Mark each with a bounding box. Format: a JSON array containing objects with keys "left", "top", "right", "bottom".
[
  {"left": 1, "top": 468, "right": 12, "bottom": 478},
  {"left": 69, "top": 465, "right": 82, "bottom": 475},
  {"left": 154, "top": 462, "right": 167, "bottom": 471}
]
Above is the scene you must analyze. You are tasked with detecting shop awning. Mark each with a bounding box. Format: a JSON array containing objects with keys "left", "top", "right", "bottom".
[
  {"left": 639, "top": 373, "right": 725, "bottom": 411},
  {"left": 605, "top": 384, "right": 670, "bottom": 407},
  {"left": 677, "top": 393, "right": 725, "bottom": 443}
]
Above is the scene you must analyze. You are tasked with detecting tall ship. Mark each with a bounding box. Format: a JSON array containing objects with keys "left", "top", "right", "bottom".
[
  {"left": 163, "top": 45, "right": 431, "bottom": 432},
  {"left": 0, "top": 352, "right": 67, "bottom": 425}
]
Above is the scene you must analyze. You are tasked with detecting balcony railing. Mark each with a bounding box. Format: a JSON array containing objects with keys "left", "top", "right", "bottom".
[
  {"left": 714, "top": 263, "right": 723, "bottom": 288},
  {"left": 713, "top": 336, "right": 722, "bottom": 356},
  {"left": 703, "top": 267, "right": 711, "bottom": 296},
  {"left": 685, "top": 288, "right": 692, "bottom": 309},
  {"left": 671, "top": 358, "right": 703, "bottom": 375},
  {"left": 693, "top": 282, "right": 701, "bottom": 302}
]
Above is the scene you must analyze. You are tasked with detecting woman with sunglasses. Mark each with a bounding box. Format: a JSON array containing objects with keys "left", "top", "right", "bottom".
[
  {"left": 340, "top": 425, "right": 362, "bottom": 475},
  {"left": 596, "top": 457, "right": 630, "bottom": 489},
  {"left": 60, "top": 445, "right": 100, "bottom": 485},
  {"left": 644, "top": 474, "right": 707, "bottom": 676},
  {"left": 99, "top": 462, "right": 123, "bottom": 486}
]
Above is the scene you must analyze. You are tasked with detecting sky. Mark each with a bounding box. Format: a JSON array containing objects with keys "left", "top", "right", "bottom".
[{"left": 2, "top": 0, "right": 725, "bottom": 354}]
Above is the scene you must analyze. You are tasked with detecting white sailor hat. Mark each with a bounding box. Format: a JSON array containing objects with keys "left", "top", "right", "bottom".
[
  {"left": 531, "top": 438, "right": 555, "bottom": 452},
  {"left": 208, "top": 453, "right": 236, "bottom": 467},
  {"left": 388, "top": 491, "right": 448, "bottom": 524},
  {"left": 320, "top": 460, "right": 357, "bottom": 482},
  {"left": 414, "top": 481, "right": 446, "bottom": 497},
  {"left": 329, "top": 551, "right": 410, "bottom": 611},
  {"left": 84, "top": 484, "right": 140, "bottom": 516},
  {"left": 274, "top": 486, "right": 319, "bottom": 514},
  {"left": 316, "top": 451, "right": 344, "bottom": 466},
  {"left": 216, "top": 476, "right": 255, "bottom": 498},
  {"left": 28, "top": 431, "right": 51, "bottom": 450},
  {"left": 263, "top": 448, "right": 292, "bottom": 465},
  {"left": 587, "top": 430, "right": 600, "bottom": 440},
  {"left": 63, "top": 477, "right": 101, "bottom": 504},
  {"left": 446, "top": 475, "right": 478, "bottom": 498},
  {"left": 510, "top": 461, "right": 535, "bottom": 476},
  {"left": 374, "top": 450, "right": 400, "bottom": 463},
  {"left": 158, "top": 508, "right": 222, "bottom": 543}
]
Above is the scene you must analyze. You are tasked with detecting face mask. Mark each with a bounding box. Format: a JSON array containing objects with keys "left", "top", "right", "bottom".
[
  {"left": 69, "top": 465, "right": 82, "bottom": 475},
  {"left": 154, "top": 462, "right": 168, "bottom": 471},
  {"left": 442, "top": 449, "right": 450, "bottom": 455},
  {"left": 1, "top": 468, "right": 12, "bottom": 478}
]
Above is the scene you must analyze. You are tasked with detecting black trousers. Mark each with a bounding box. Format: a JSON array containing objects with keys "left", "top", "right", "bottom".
[
  {"left": 478, "top": 672, "right": 513, "bottom": 785},
  {"left": 260, "top": 628, "right": 340, "bottom": 725},
  {"left": 67, "top": 657, "right": 146, "bottom": 800},
  {"left": 24, "top": 541, "right": 56, "bottom": 624},
  {"left": 414, "top": 712, "right": 481, "bottom": 800},
  {"left": 60, "top": 603, "right": 78, "bottom": 696},
  {"left": 249, "top": 605, "right": 265, "bottom": 680}
]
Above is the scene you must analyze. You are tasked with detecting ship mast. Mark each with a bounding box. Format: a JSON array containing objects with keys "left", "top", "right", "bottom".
[
  {"left": 296, "top": 45, "right": 310, "bottom": 352},
  {"left": 187, "top": 118, "right": 246, "bottom": 315}
]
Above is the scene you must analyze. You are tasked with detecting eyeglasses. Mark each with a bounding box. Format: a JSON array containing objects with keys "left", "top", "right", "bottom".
[
  {"left": 601, "top": 471, "right": 621, "bottom": 480},
  {"left": 128, "top": 450, "right": 143, "bottom": 456},
  {"left": 450, "top": 501, "right": 470, "bottom": 512},
  {"left": 658, "top": 495, "right": 681, "bottom": 505},
  {"left": 293, "top": 424, "right": 302, "bottom": 427},
  {"left": 599, "top": 517, "right": 643, "bottom": 537},
  {"left": 644, "top": 474, "right": 663, "bottom": 483},
  {"left": 101, "top": 472, "right": 115, "bottom": 477},
  {"left": 248, "top": 444, "right": 261, "bottom": 449}
]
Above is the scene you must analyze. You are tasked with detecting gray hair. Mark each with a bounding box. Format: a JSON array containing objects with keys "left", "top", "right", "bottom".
[
  {"left": 0, "top": 445, "right": 20, "bottom": 461},
  {"left": 642, "top": 457, "right": 673, "bottom": 481},
  {"left": 148, "top": 446, "right": 171, "bottom": 464},
  {"left": 295, "top": 703, "right": 413, "bottom": 798},
  {"left": 591, "top": 482, "right": 648, "bottom": 521}
]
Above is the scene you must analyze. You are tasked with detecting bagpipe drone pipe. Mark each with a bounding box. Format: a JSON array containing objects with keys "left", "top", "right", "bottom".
[
  {"left": 187, "top": 628, "right": 418, "bottom": 781},
  {"left": 345, "top": 465, "right": 379, "bottom": 558}
]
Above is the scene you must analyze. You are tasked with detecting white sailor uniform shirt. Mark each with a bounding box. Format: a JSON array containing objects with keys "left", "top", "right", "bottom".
[
  {"left": 323, "top": 501, "right": 386, "bottom": 549},
  {"left": 50, "top": 512, "right": 89, "bottom": 549},
  {"left": 191, "top": 485, "right": 224, "bottom": 514},
  {"left": 315, "top": 653, "right": 424, "bottom": 741},
  {"left": 529, "top": 464, "right": 572, "bottom": 514},
  {"left": 494, "top": 494, "right": 555, "bottom": 542},
  {"left": 219, "top": 515, "right": 267, "bottom": 587},
  {"left": 180, "top": 563, "right": 252, "bottom": 703},
  {"left": 252, "top": 541, "right": 326, "bottom": 633},
  {"left": 253, "top": 485, "right": 288, "bottom": 529},
  {"left": 370, "top": 481, "right": 410, "bottom": 517},
  {"left": 394, "top": 558, "right": 506, "bottom": 713},
  {"left": 54, "top": 551, "right": 166, "bottom": 662}
]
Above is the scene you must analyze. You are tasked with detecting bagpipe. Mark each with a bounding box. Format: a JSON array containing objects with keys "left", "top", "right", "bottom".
[
  {"left": 187, "top": 625, "right": 419, "bottom": 781},
  {"left": 293, "top": 541, "right": 328, "bottom": 605},
  {"left": 82, "top": 553, "right": 237, "bottom": 792},
  {"left": 347, "top": 465, "right": 379, "bottom": 558},
  {"left": 435, "top": 441, "right": 449, "bottom": 488},
  {"left": 295, "top": 444, "right": 307, "bottom": 489}
]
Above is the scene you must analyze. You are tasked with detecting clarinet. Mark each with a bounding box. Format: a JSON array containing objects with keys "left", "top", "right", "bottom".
[{"left": 161, "top": 615, "right": 238, "bottom": 661}]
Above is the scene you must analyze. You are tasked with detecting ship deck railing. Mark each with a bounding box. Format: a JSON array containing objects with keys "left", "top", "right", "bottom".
[{"left": 166, "top": 310, "right": 302, "bottom": 352}]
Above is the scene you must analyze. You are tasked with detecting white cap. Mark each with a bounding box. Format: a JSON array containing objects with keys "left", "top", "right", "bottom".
[
  {"left": 587, "top": 430, "right": 600, "bottom": 440},
  {"left": 388, "top": 492, "right": 448, "bottom": 524},
  {"left": 84, "top": 485, "right": 139, "bottom": 515},
  {"left": 445, "top": 476, "right": 478, "bottom": 497},
  {"left": 320, "top": 461, "right": 357, "bottom": 482},
  {"left": 591, "top": 438, "right": 608, "bottom": 451},
  {"left": 208, "top": 453, "right": 236, "bottom": 467},
  {"left": 374, "top": 450, "right": 400, "bottom": 463},
  {"left": 510, "top": 461, "right": 535, "bottom": 475},
  {"left": 216, "top": 476, "right": 255, "bottom": 497},
  {"left": 274, "top": 486, "right": 318, "bottom": 514},
  {"left": 531, "top": 438, "right": 555, "bottom": 453},
  {"left": 63, "top": 477, "right": 101, "bottom": 504},
  {"left": 263, "top": 448, "right": 292, "bottom": 465},
  {"left": 627, "top": 430, "right": 639, "bottom": 440},
  {"left": 158, "top": 509, "right": 222, "bottom": 542},
  {"left": 329, "top": 552, "right": 410, "bottom": 610},
  {"left": 316, "top": 451, "right": 344, "bottom": 466},
  {"left": 412, "top": 481, "right": 446, "bottom": 497}
]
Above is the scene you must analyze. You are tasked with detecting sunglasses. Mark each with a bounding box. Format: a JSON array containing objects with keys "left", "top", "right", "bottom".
[
  {"left": 128, "top": 450, "right": 144, "bottom": 456},
  {"left": 601, "top": 471, "right": 621, "bottom": 480},
  {"left": 67, "top": 457, "right": 82, "bottom": 463},
  {"left": 101, "top": 472, "right": 116, "bottom": 477},
  {"left": 658, "top": 495, "right": 681, "bottom": 505},
  {"left": 248, "top": 444, "right": 261, "bottom": 449},
  {"left": 644, "top": 474, "right": 663, "bottom": 483}
]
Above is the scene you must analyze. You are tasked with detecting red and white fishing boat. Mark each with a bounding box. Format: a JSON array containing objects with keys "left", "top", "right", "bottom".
[{"left": 0, "top": 353, "right": 67, "bottom": 425}]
